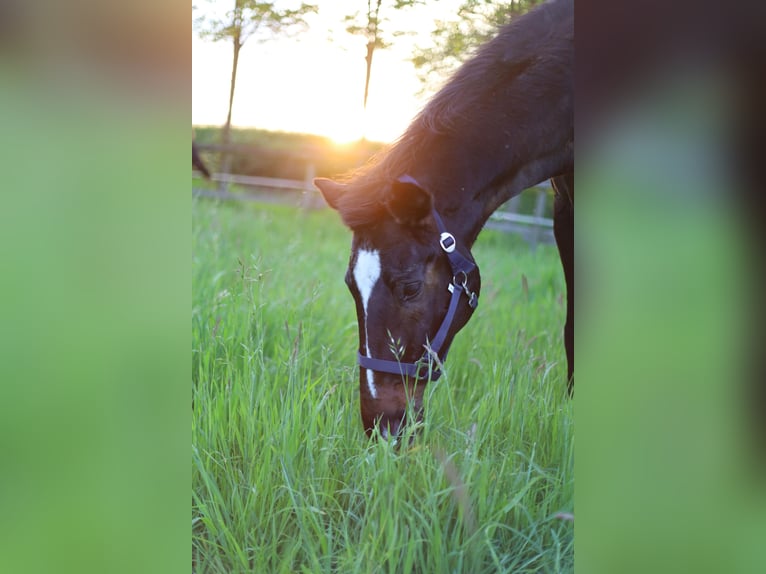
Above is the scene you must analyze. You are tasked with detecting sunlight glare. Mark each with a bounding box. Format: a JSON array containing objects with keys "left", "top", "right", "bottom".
[{"left": 326, "top": 111, "right": 365, "bottom": 144}]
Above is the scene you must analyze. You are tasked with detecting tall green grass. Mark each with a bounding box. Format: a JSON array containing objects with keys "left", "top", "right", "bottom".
[{"left": 192, "top": 198, "right": 573, "bottom": 573}]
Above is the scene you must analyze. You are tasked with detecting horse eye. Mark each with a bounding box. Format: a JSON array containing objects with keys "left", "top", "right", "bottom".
[{"left": 400, "top": 281, "right": 422, "bottom": 301}]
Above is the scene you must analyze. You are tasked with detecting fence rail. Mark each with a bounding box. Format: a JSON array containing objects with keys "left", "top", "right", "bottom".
[{"left": 203, "top": 172, "right": 315, "bottom": 192}]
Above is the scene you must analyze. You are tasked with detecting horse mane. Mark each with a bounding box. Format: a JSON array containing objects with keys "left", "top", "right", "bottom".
[{"left": 333, "top": 0, "right": 572, "bottom": 229}]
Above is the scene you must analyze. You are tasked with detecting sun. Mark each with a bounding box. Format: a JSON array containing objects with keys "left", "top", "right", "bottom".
[
  {"left": 317, "top": 99, "right": 408, "bottom": 145},
  {"left": 325, "top": 111, "right": 366, "bottom": 145},
  {"left": 304, "top": 86, "right": 371, "bottom": 144}
]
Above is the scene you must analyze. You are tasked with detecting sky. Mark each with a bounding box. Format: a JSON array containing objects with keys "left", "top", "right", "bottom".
[{"left": 192, "top": 1, "right": 464, "bottom": 144}]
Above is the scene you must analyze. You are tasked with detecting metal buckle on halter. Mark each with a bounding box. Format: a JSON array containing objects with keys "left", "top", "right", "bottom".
[
  {"left": 439, "top": 232, "right": 456, "bottom": 253},
  {"left": 413, "top": 359, "right": 430, "bottom": 381},
  {"left": 414, "top": 349, "right": 442, "bottom": 381}
]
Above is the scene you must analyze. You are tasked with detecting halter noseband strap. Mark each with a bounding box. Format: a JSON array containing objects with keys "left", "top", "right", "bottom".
[{"left": 356, "top": 175, "right": 479, "bottom": 383}]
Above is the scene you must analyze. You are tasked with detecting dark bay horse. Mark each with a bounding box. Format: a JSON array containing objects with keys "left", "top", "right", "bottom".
[{"left": 315, "top": 0, "right": 573, "bottom": 438}]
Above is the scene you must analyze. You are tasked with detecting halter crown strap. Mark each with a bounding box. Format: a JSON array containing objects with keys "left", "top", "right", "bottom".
[{"left": 357, "top": 175, "right": 479, "bottom": 382}]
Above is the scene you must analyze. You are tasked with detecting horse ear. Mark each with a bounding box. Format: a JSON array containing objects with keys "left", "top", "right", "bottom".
[
  {"left": 384, "top": 178, "right": 433, "bottom": 226},
  {"left": 314, "top": 178, "right": 346, "bottom": 210}
]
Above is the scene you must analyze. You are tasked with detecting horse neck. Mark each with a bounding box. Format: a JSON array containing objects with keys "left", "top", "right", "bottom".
[{"left": 411, "top": 142, "right": 573, "bottom": 247}]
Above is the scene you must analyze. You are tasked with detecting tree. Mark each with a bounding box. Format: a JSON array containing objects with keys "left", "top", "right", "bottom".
[
  {"left": 412, "top": 0, "right": 543, "bottom": 90},
  {"left": 194, "top": 0, "right": 317, "bottom": 174},
  {"left": 343, "top": 1, "right": 421, "bottom": 113}
]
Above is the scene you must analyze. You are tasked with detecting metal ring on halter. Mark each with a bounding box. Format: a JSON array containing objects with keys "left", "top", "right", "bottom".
[
  {"left": 414, "top": 359, "right": 433, "bottom": 381},
  {"left": 452, "top": 270, "right": 468, "bottom": 288},
  {"left": 452, "top": 270, "right": 478, "bottom": 308}
]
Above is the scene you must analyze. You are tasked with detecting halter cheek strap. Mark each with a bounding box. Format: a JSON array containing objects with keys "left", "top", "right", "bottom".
[{"left": 357, "top": 176, "right": 479, "bottom": 382}]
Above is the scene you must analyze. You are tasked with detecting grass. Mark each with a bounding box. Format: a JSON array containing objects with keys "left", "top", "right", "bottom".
[{"left": 192, "top": 197, "right": 573, "bottom": 573}]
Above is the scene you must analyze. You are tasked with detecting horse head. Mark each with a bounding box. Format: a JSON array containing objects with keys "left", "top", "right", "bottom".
[{"left": 315, "top": 176, "right": 481, "bottom": 439}]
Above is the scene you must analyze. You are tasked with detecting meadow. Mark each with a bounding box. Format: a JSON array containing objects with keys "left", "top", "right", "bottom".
[{"left": 192, "top": 196, "right": 573, "bottom": 573}]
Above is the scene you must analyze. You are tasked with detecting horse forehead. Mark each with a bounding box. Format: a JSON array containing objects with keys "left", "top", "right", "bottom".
[
  {"left": 352, "top": 247, "right": 381, "bottom": 312},
  {"left": 353, "top": 247, "right": 381, "bottom": 281},
  {"left": 353, "top": 229, "right": 426, "bottom": 258}
]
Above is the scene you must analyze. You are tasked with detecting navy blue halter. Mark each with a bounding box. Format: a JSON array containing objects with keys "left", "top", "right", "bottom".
[{"left": 356, "top": 175, "right": 479, "bottom": 382}]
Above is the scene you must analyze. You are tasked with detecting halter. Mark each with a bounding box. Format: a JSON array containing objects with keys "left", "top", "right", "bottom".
[{"left": 357, "top": 175, "right": 480, "bottom": 383}]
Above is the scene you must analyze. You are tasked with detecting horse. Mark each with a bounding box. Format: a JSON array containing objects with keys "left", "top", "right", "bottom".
[{"left": 314, "top": 0, "right": 573, "bottom": 438}]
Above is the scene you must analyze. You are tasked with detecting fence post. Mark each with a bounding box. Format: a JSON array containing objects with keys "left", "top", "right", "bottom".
[
  {"left": 218, "top": 145, "right": 231, "bottom": 194},
  {"left": 301, "top": 161, "right": 317, "bottom": 209},
  {"left": 506, "top": 194, "right": 522, "bottom": 213},
  {"left": 531, "top": 188, "right": 548, "bottom": 249}
]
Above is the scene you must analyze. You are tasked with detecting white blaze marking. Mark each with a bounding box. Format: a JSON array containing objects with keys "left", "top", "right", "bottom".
[{"left": 353, "top": 248, "right": 381, "bottom": 399}]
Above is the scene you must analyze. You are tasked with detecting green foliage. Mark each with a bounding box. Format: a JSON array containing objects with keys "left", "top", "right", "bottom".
[
  {"left": 194, "top": 0, "right": 318, "bottom": 48},
  {"left": 343, "top": 0, "right": 422, "bottom": 48},
  {"left": 413, "top": 0, "right": 546, "bottom": 89},
  {"left": 192, "top": 199, "right": 573, "bottom": 572}
]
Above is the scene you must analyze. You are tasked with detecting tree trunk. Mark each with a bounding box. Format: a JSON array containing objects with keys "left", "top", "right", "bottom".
[
  {"left": 363, "top": 41, "right": 374, "bottom": 111},
  {"left": 361, "top": 41, "right": 375, "bottom": 141},
  {"left": 220, "top": 35, "right": 241, "bottom": 191}
]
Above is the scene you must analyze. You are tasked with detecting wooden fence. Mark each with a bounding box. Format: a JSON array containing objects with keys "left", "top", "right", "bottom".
[{"left": 483, "top": 184, "right": 554, "bottom": 246}]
